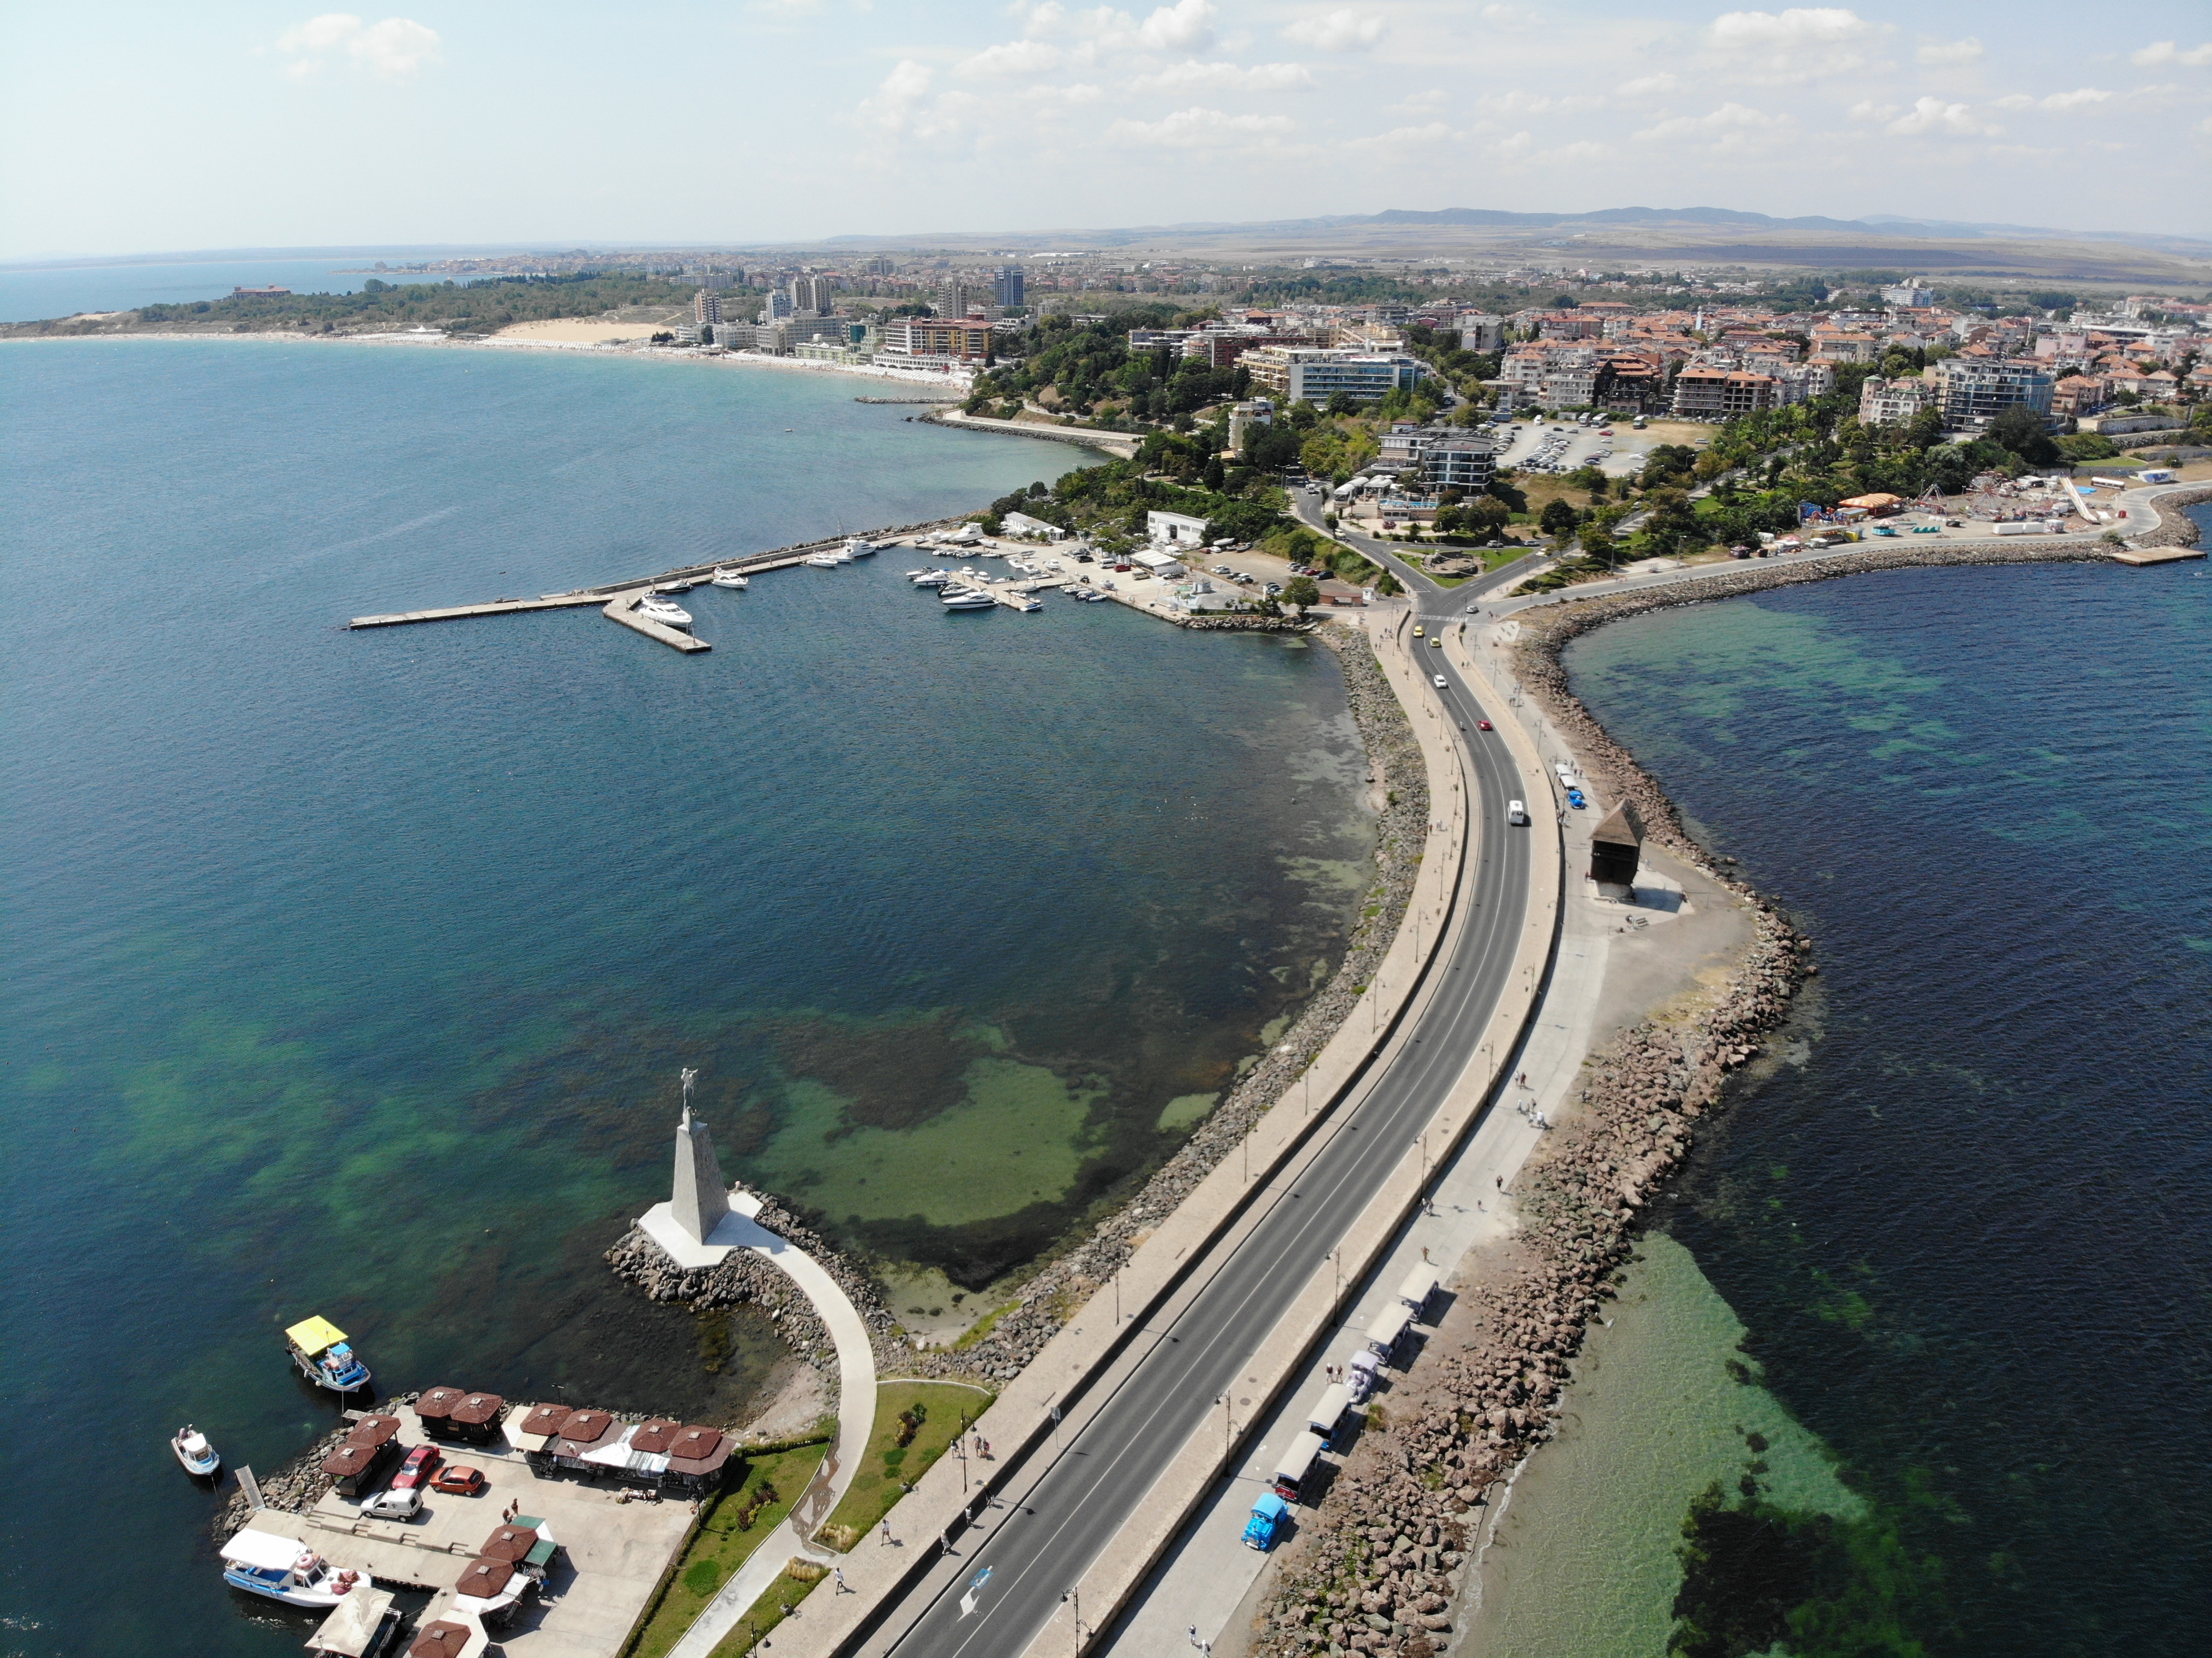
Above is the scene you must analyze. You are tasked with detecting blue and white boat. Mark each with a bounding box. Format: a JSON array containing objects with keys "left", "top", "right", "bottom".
[
  {"left": 172, "top": 1423, "right": 220, "bottom": 1477},
  {"left": 285, "top": 1315, "right": 371, "bottom": 1393},
  {"left": 220, "top": 1527, "right": 348, "bottom": 1608}
]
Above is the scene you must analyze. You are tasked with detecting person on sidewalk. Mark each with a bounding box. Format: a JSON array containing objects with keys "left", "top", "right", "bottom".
[
  {"left": 834, "top": 1568, "right": 850, "bottom": 1593},
  {"left": 880, "top": 1521, "right": 893, "bottom": 1546}
]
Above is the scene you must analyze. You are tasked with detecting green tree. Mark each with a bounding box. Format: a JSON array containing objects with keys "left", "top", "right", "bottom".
[
  {"left": 1987, "top": 405, "right": 2058, "bottom": 465},
  {"left": 1539, "top": 498, "right": 1582, "bottom": 538},
  {"left": 1281, "top": 575, "right": 1321, "bottom": 614}
]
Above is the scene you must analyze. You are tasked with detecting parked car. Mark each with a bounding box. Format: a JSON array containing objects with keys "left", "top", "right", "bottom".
[
  {"left": 1243, "top": 1493, "right": 1291, "bottom": 1551},
  {"left": 362, "top": 1444, "right": 441, "bottom": 1519},
  {"left": 431, "top": 1464, "right": 486, "bottom": 1497},
  {"left": 1566, "top": 788, "right": 1587, "bottom": 809}
]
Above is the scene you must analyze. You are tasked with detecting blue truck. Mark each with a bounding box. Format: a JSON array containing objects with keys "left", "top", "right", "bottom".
[{"left": 1242, "top": 1492, "right": 1291, "bottom": 1551}]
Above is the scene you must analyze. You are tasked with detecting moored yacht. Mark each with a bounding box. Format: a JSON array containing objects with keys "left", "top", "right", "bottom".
[
  {"left": 804, "top": 551, "right": 843, "bottom": 568},
  {"left": 220, "top": 1529, "right": 348, "bottom": 1608},
  {"left": 911, "top": 569, "right": 952, "bottom": 587},
  {"left": 941, "top": 589, "right": 996, "bottom": 610},
  {"left": 172, "top": 1424, "right": 220, "bottom": 1477},
  {"left": 844, "top": 537, "right": 880, "bottom": 558},
  {"left": 285, "top": 1317, "right": 371, "bottom": 1393},
  {"left": 636, "top": 593, "right": 693, "bottom": 628},
  {"left": 709, "top": 568, "right": 749, "bottom": 588}
]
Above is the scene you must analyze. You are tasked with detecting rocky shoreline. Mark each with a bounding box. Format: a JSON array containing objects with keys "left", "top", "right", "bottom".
[
  {"left": 606, "top": 626, "right": 1428, "bottom": 1397},
  {"left": 1246, "top": 608, "right": 1847, "bottom": 1657}
]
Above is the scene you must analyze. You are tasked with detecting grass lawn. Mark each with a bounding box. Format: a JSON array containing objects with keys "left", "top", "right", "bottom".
[
  {"left": 813, "top": 1380, "right": 995, "bottom": 1552},
  {"left": 707, "top": 1563, "right": 830, "bottom": 1657},
  {"left": 623, "top": 1438, "right": 832, "bottom": 1658}
]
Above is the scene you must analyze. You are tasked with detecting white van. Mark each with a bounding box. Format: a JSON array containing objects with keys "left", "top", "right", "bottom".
[{"left": 1508, "top": 800, "right": 1530, "bottom": 826}]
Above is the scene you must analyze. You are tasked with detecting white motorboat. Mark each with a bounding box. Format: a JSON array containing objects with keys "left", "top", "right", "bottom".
[
  {"left": 845, "top": 537, "right": 880, "bottom": 558},
  {"left": 804, "top": 552, "right": 843, "bottom": 569},
  {"left": 221, "top": 1528, "right": 348, "bottom": 1608},
  {"left": 636, "top": 594, "right": 693, "bottom": 628},
  {"left": 912, "top": 570, "right": 952, "bottom": 587},
  {"left": 942, "top": 590, "right": 996, "bottom": 610},
  {"left": 710, "top": 568, "right": 749, "bottom": 588},
  {"left": 172, "top": 1424, "right": 220, "bottom": 1477}
]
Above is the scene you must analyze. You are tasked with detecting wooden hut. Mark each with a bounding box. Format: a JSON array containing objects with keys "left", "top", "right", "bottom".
[{"left": 1588, "top": 800, "right": 1643, "bottom": 900}]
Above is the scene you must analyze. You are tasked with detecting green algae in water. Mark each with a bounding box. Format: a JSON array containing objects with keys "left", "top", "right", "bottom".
[
  {"left": 752, "top": 1056, "right": 1103, "bottom": 1227},
  {"left": 1471, "top": 1234, "right": 1860, "bottom": 1656}
]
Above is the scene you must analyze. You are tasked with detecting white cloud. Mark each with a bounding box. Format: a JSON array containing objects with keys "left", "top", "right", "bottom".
[
  {"left": 1107, "top": 105, "right": 1294, "bottom": 145},
  {"left": 862, "top": 59, "right": 936, "bottom": 130},
  {"left": 1616, "top": 72, "right": 1680, "bottom": 97},
  {"left": 1916, "top": 36, "right": 1982, "bottom": 65},
  {"left": 1710, "top": 8, "right": 1873, "bottom": 50},
  {"left": 1350, "top": 121, "right": 1458, "bottom": 151},
  {"left": 958, "top": 40, "right": 1065, "bottom": 76},
  {"left": 1847, "top": 98, "right": 1898, "bottom": 122},
  {"left": 1634, "top": 101, "right": 1790, "bottom": 142},
  {"left": 1993, "top": 87, "right": 2111, "bottom": 112},
  {"left": 2132, "top": 41, "right": 2212, "bottom": 68},
  {"left": 1284, "top": 9, "right": 1387, "bottom": 52},
  {"left": 276, "top": 13, "right": 441, "bottom": 81},
  {"left": 1138, "top": 0, "right": 1215, "bottom": 51},
  {"left": 1884, "top": 95, "right": 1996, "bottom": 135},
  {"left": 1480, "top": 5, "right": 1539, "bottom": 27},
  {"left": 1133, "top": 59, "right": 1313, "bottom": 92}
]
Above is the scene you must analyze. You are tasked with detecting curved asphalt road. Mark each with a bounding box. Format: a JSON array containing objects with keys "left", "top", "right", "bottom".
[{"left": 876, "top": 570, "right": 1537, "bottom": 1658}]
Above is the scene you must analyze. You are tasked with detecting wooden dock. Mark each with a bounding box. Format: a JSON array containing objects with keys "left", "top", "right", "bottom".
[{"left": 2108, "top": 545, "right": 2206, "bottom": 566}]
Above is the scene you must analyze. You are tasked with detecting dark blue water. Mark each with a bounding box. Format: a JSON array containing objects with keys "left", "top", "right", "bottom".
[
  {"left": 1566, "top": 548, "right": 2212, "bottom": 1654},
  {"left": 0, "top": 340, "right": 1374, "bottom": 1655}
]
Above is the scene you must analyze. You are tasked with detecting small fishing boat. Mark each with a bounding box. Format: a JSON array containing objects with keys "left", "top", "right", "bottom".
[
  {"left": 804, "top": 551, "right": 842, "bottom": 569},
  {"left": 636, "top": 594, "right": 693, "bottom": 628},
  {"left": 285, "top": 1317, "right": 371, "bottom": 1393},
  {"left": 710, "top": 568, "right": 749, "bottom": 588},
  {"left": 221, "top": 1529, "right": 348, "bottom": 1608},
  {"left": 942, "top": 590, "right": 996, "bottom": 610},
  {"left": 173, "top": 1424, "right": 221, "bottom": 1477}
]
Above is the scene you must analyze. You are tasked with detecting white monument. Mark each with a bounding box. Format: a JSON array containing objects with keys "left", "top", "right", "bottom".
[{"left": 638, "top": 1070, "right": 769, "bottom": 1268}]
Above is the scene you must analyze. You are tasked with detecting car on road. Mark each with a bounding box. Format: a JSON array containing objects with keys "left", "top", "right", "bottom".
[
  {"left": 1243, "top": 1493, "right": 1291, "bottom": 1551},
  {"left": 1477, "top": 719, "right": 1493, "bottom": 731},
  {"left": 1412, "top": 625, "right": 1424, "bottom": 636},
  {"left": 1429, "top": 636, "right": 1441, "bottom": 647},
  {"left": 1508, "top": 799, "right": 1530, "bottom": 826},
  {"left": 1433, "top": 674, "right": 1448, "bottom": 688},
  {"left": 363, "top": 1444, "right": 441, "bottom": 1520}
]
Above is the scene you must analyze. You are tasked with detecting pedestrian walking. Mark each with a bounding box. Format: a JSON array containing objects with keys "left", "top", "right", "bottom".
[
  {"left": 880, "top": 1520, "right": 892, "bottom": 1545},
  {"left": 834, "top": 1567, "right": 849, "bottom": 1594}
]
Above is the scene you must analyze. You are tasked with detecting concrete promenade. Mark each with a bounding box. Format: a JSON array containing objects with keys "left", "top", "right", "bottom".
[{"left": 662, "top": 1194, "right": 880, "bottom": 1658}]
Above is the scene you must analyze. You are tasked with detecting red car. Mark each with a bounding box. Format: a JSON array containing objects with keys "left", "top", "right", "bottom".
[
  {"left": 431, "top": 1464, "right": 485, "bottom": 1496},
  {"left": 1477, "top": 719, "right": 1493, "bottom": 731}
]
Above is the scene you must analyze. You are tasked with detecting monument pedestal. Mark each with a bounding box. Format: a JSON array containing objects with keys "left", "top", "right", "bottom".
[{"left": 638, "top": 1187, "right": 771, "bottom": 1269}]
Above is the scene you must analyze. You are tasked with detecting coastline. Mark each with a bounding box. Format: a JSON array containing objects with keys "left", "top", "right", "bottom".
[{"left": 1245, "top": 525, "right": 2212, "bottom": 1656}]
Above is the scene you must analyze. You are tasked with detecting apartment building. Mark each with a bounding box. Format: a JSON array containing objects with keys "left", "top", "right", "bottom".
[
  {"left": 1239, "top": 346, "right": 1426, "bottom": 405},
  {"left": 876, "top": 315, "right": 995, "bottom": 369},
  {"left": 1858, "top": 375, "right": 1936, "bottom": 426},
  {"left": 693, "top": 289, "right": 722, "bottom": 326},
  {"left": 1935, "top": 358, "right": 2054, "bottom": 429},
  {"left": 1672, "top": 368, "right": 1777, "bottom": 420},
  {"left": 1421, "top": 435, "right": 1496, "bottom": 494}
]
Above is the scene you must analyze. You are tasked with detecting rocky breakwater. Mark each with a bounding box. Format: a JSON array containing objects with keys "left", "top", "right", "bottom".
[
  {"left": 879, "top": 627, "right": 1430, "bottom": 1388},
  {"left": 1251, "top": 908, "right": 1811, "bottom": 1658},
  {"left": 605, "top": 1196, "right": 904, "bottom": 1419}
]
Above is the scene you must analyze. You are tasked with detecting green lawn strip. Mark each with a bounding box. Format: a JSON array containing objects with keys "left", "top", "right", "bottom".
[
  {"left": 813, "top": 1380, "right": 997, "bottom": 1552},
  {"left": 623, "top": 1439, "right": 832, "bottom": 1658},
  {"left": 705, "top": 1563, "right": 831, "bottom": 1658}
]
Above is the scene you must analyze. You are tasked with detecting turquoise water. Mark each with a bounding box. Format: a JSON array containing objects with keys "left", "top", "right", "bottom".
[
  {"left": 1529, "top": 555, "right": 2212, "bottom": 1654},
  {"left": 0, "top": 340, "right": 1374, "bottom": 1655}
]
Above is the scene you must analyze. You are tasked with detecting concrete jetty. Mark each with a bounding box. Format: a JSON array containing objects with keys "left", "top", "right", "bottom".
[
  {"left": 347, "top": 593, "right": 609, "bottom": 628},
  {"left": 601, "top": 589, "right": 711, "bottom": 652},
  {"left": 936, "top": 566, "right": 1071, "bottom": 610}
]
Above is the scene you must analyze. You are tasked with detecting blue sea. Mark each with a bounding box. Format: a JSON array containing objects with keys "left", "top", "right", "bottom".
[
  {"left": 0, "top": 339, "right": 1375, "bottom": 1655},
  {"left": 1501, "top": 550, "right": 2212, "bottom": 1655},
  {"left": 0, "top": 251, "right": 504, "bottom": 324}
]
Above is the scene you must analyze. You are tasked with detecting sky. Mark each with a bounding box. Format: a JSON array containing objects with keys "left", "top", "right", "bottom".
[{"left": 4, "top": 1, "right": 2209, "bottom": 261}]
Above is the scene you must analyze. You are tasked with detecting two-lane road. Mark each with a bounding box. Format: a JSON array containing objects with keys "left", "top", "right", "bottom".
[{"left": 868, "top": 622, "right": 1537, "bottom": 1658}]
